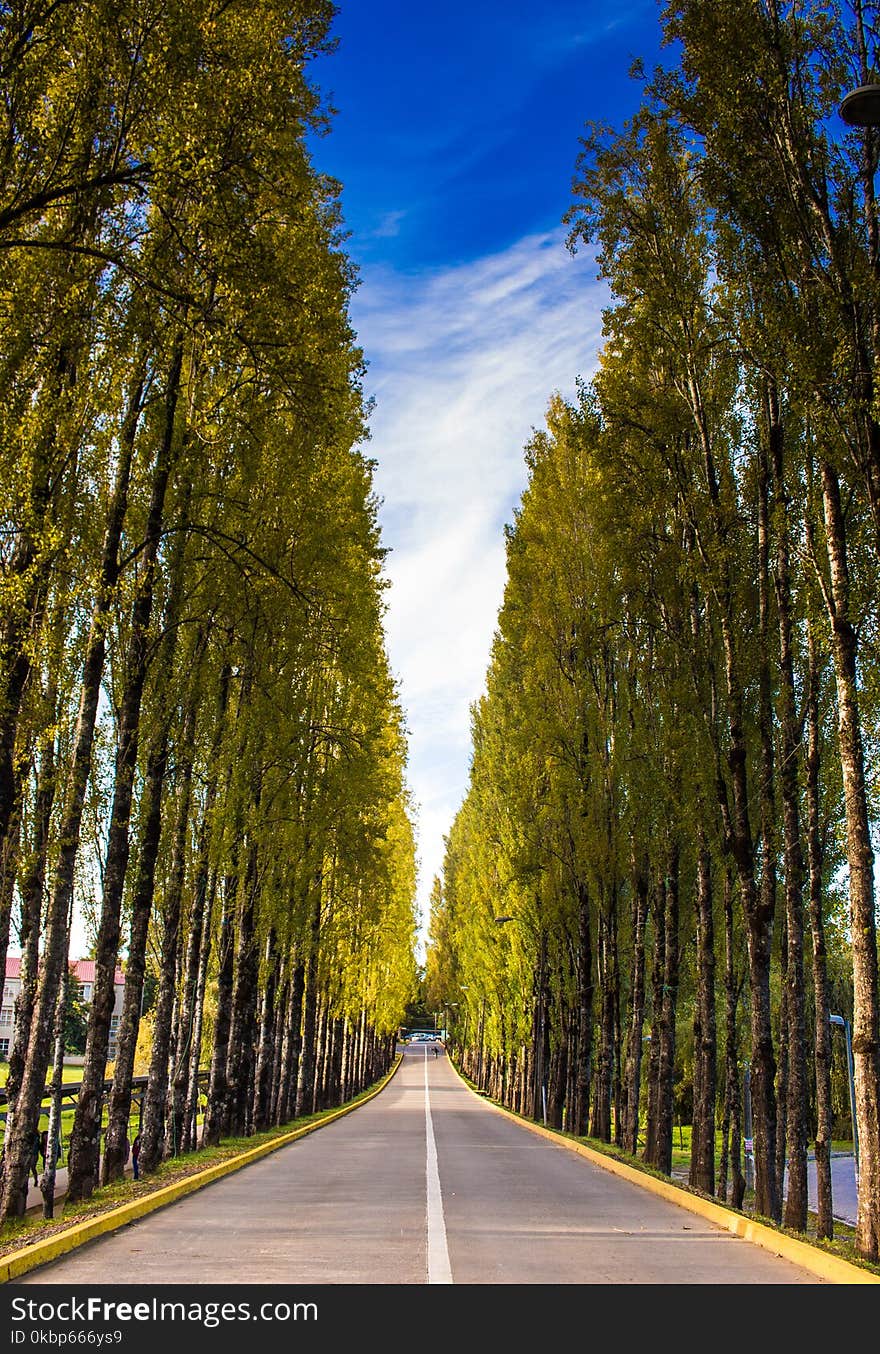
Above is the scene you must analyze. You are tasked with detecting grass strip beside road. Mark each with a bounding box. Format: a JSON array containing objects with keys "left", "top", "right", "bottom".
[
  {"left": 448, "top": 1061, "right": 880, "bottom": 1285},
  {"left": 0, "top": 1055, "right": 403, "bottom": 1283}
]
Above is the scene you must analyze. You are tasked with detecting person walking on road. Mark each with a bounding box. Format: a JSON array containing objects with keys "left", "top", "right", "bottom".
[{"left": 131, "top": 1133, "right": 141, "bottom": 1181}]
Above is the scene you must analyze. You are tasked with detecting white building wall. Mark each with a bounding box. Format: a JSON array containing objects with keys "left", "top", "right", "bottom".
[{"left": 0, "top": 965, "right": 126, "bottom": 1061}]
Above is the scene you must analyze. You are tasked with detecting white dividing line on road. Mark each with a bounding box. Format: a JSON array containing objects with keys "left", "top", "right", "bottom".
[{"left": 425, "top": 1047, "right": 453, "bottom": 1284}]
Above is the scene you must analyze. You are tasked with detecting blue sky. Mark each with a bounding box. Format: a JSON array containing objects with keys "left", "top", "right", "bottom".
[
  {"left": 312, "top": 2, "right": 664, "bottom": 269},
  {"left": 309, "top": 2, "right": 668, "bottom": 953}
]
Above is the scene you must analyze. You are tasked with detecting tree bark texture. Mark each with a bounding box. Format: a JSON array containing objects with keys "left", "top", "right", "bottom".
[
  {"left": 66, "top": 346, "right": 181, "bottom": 1202},
  {"left": 277, "top": 960, "right": 305, "bottom": 1125},
  {"left": 138, "top": 702, "right": 197, "bottom": 1174},
  {"left": 690, "top": 832, "right": 716, "bottom": 1196},
  {"left": 295, "top": 880, "right": 322, "bottom": 1118},
  {"left": 573, "top": 879, "right": 593, "bottom": 1136},
  {"left": 0, "top": 360, "right": 146, "bottom": 1219},
  {"left": 623, "top": 864, "right": 648, "bottom": 1156},
  {"left": 225, "top": 836, "right": 260, "bottom": 1138},
  {"left": 806, "top": 617, "right": 834, "bottom": 1239},
  {"left": 767, "top": 390, "right": 808, "bottom": 1231},
  {"left": 721, "top": 606, "right": 780, "bottom": 1222},
  {"left": 821, "top": 461, "right": 880, "bottom": 1260}
]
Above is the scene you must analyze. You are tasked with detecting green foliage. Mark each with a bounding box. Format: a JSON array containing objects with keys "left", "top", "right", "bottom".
[
  {"left": 62, "top": 980, "right": 89, "bottom": 1056},
  {"left": 0, "top": 0, "right": 418, "bottom": 1216},
  {"left": 428, "top": 0, "right": 879, "bottom": 1255}
]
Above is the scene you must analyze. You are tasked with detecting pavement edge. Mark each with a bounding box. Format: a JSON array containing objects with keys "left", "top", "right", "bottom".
[
  {"left": 449, "top": 1059, "right": 879, "bottom": 1286},
  {"left": 0, "top": 1054, "right": 403, "bottom": 1284}
]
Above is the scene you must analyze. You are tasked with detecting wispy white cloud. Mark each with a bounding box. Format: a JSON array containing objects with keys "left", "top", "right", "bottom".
[
  {"left": 371, "top": 208, "right": 408, "bottom": 239},
  {"left": 351, "top": 230, "right": 607, "bottom": 951}
]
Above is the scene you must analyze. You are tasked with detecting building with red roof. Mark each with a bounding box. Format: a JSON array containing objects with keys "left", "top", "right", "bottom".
[{"left": 1, "top": 957, "right": 126, "bottom": 1060}]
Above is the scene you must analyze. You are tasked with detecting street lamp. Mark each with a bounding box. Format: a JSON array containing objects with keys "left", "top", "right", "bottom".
[
  {"left": 840, "top": 82, "right": 880, "bottom": 127},
  {"left": 829, "top": 1013, "right": 859, "bottom": 1190}
]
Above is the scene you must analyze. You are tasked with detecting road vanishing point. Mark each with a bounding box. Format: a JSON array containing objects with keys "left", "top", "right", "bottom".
[{"left": 15, "top": 1046, "right": 831, "bottom": 1285}]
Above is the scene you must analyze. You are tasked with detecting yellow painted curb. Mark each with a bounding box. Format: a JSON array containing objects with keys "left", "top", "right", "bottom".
[
  {"left": 449, "top": 1061, "right": 879, "bottom": 1286},
  {"left": 0, "top": 1055, "right": 403, "bottom": 1284}
]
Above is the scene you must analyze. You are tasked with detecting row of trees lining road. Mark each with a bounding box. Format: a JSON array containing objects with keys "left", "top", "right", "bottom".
[
  {"left": 0, "top": 1, "right": 418, "bottom": 1222},
  {"left": 427, "top": 0, "right": 880, "bottom": 1262}
]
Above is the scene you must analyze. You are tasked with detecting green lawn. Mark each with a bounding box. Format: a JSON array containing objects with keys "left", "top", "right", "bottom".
[
  {"left": 666, "top": 1123, "right": 854, "bottom": 1172},
  {"left": 0, "top": 1063, "right": 84, "bottom": 1089},
  {"left": 0, "top": 1062, "right": 179, "bottom": 1155}
]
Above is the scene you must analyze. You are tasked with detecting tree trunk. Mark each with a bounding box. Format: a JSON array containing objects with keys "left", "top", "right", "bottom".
[
  {"left": 268, "top": 972, "right": 288, "bottom": 1123},
  {"left": 721, "top": 605, "right": 780, "bottom": 1221},
  {"left": 39, "top": 951, "right": 70, "bottom": 1220},
  {"left": 330, "top": 1015, "right": 345, "bottom": 1107},
  {"left": 166, "top": 661, "right": 227, "bottom": 1158},
  {"left": 182, "top": 862, "right": 217, "bottom": 1154},
  {"left": 547, "top": 1008, "right": 567, "bottom": 1130},
  {"left": 767, "top": 387, "right": 808, "bottom": 1231},
  {"left": 295, "top": 882, "right": 322, "bottom": 1118},
  {"left": 137, "top": 702, "right": 196, "bottom": 1173},
  {"left": 806, "top": 615, "right": 834, "bottom": 1239},
  {"left": 168, "top": 868, "right": 208, "bottom": 1157},
  {"left": 0, "top": 796, "right": 22, "bottom": 1014},
  {"left": 101, "top": 736, "right": 167, "bottom": 1185},
  {"left": 102, "top": 517, "right": 196, "bottom": 1185},
  {"left": 655, "top": 845, "right": 680, "bottom": 1177},
  {"left": 277, "top": 960, "right": 305, "bottom": 1124},
  {"left": 0, "top": 344, "right": 75, "bottom": 886},
  {"left": 721, "top": 870, "right": 745, "bottom": 1209},
  {"left": 643, "top": 873, "right": 666, "bottom": 1167},
  {"left": 4, "top": 723, "right": 57, "bottom": 1123},
  {"left": 203, "top": 847, "right": 240, "bottom": 1146},
  {"left": 820, "top": 461, "right": 880, "bottom": 1260},
  {"left": 590, "top": 907, "right": 614, "bottom": 1141},
  {"left": 623, "top": 862, "right": 648, "bottom": 1155},
  {"left": 531, "top": 931, "right": 550, "bottom": 1125},
  {"left": 225, "top": 837, "right": 260, "bottom": 1138},
  {"left": 339, "top": 1018, "right": 353, "bottom": 1104},
  {"left": 775, "top": 913, "right": 790, "bottom": 1212},
  {"left": 690, "top": 831, "right": 716, "bottom": 1195},
  {"left": 757, "top": 440, "right": 786, "bottom": 1215},
  {"left": 315, "top": 1000, "right": 331, "bottom": 1113},
  {"left": 573, "top": 879, "right": 593, "bottom": 1136},
  {"left": 612, "top": 900, "right": 624, "bottom": 1147},
  {"left": 66, "top": 345, "right": 181, "bottom": 1201},
  {"left": 0, "top": 362, "right": 146, "bottom": 1219},
  {"left": 250, "top": 931, "right": 277, "bottom": 1131}
]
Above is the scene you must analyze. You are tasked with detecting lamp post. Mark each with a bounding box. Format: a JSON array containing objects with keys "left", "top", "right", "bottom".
[
  {"left": 839, "top": 82, "right": 880, "bottom": 127},
  {"left": 829, "top": 1013, "right": 859, "bottom": 1191}
]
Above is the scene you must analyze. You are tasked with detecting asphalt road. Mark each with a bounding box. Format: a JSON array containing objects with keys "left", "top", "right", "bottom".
[{"left": 16, "top": 1045, "right": 826, "bottom": 1285}]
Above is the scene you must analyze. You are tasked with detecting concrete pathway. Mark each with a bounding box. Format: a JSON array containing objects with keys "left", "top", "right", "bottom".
[
  {"left": 803, "top": 1154, "right": 858, "bottom": 1226},
  {"left": 25, "top": 1112, "right": 860, "bottom": 1230},
  {"left": 16, "top": 1046, "right": 828, "bottom": 1285},
  {"left": 23, "top": 1159, "right": 135, "bottom": 1215}
]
